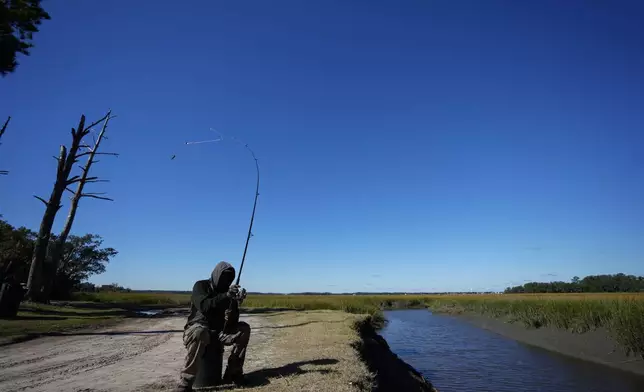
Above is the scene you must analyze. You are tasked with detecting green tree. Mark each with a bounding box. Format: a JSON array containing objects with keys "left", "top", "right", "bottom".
[
  {"left": 0, "top": 0, "right": 51, "bottom": 75},
  {"left": 1, "top": 218, "right": 117, "bottom": 299},
  {"left": 49, "top": 233, "right": 117, "bottom": 299},
  {"left": 504, "top": 273, "right": 644, "bottom": 294},
  {"left": 0, "top": 218, "right": 36, "bottom": 282}
]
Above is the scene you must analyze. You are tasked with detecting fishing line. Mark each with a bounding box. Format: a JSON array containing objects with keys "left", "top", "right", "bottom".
[{"left": 176, "top": 128, "right": 260, "bottom": 287}]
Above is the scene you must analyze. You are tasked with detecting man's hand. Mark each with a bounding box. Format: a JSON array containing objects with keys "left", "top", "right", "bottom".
[
  {"left": 237, "top": 287, "right": 247, "bottom": 303},
  {"left": 227, "top": 284, "right": 247, "bottom": 303},
  {"left": 227, "top": 284, "right": 240, "bottom": 298}
]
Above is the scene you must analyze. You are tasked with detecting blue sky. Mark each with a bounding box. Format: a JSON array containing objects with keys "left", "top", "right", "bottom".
[{"left": 2, "top": 0, "right": 643, "bottom": 293}]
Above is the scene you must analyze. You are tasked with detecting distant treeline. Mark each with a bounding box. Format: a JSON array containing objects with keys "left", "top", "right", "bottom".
[
  {"left": 504, "top": 273, "right": 644, "bottom": 293},
  {"left": 94, "top": 289, "right": 497, "bottom": 296}
]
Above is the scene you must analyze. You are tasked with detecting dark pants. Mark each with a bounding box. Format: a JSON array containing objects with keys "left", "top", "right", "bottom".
[{"left": 179, "top": 321, "right": 251, "bottom": 385}]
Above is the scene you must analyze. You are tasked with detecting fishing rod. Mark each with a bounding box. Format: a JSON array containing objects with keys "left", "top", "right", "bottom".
[
  {"left": 182, "top": 130, "right": 260, "bottom": 331},
  {"left": 235, "top": 143, "right": 260, "bottom": 286}
]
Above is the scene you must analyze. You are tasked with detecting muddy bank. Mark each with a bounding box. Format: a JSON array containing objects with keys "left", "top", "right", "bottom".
[
  {"left": 354, "top": 318, "right": 438, "bottom": 392},
  {"left": 453, "top": 312, "right": 644, "bottom": 377}
]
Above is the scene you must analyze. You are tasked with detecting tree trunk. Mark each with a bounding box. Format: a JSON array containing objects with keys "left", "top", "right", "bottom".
[
  {"left": 26, "top": 115, "right": 88, "bottom": 302},
  {"left": 25, "top": 145, "right": 68, "bottom": 301},
  {"left": 42, "top": 112, "right": 114, "bottom": 301}
]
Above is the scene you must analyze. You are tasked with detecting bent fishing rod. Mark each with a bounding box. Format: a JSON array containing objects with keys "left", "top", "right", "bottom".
[
  {"left": 234, "top": 143, "right": 260, "bottom": 286},
  {"left": 183, "top": 131, "right": 260, "bottom": 331}
]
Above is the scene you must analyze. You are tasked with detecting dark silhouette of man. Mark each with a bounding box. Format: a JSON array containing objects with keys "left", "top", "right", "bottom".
[{"left": 175, "top": 261, "right": 249, "bottom": 391}]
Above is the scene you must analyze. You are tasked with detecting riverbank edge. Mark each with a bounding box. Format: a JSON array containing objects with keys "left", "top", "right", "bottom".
[
  {"left": 353, "top": 316, "right": 438, "bottom": 392},
  {"left": 445, "top": 310, "right": 644, "bottom": 377}
]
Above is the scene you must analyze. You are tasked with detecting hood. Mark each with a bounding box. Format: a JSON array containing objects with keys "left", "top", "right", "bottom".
[{"left": 211, "top": 261, "right": 235, "bottom": 290}]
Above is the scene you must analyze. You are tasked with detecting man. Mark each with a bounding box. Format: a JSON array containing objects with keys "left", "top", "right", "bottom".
[{"left": 175, "top": 261, "right": 249, "bottom": 392}]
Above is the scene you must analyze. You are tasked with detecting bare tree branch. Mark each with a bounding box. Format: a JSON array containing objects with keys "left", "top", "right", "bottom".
[
  {"left": 1, "top": 117, "right": 10, "bottom": 175},
  {"left": 68, "top": 176, "right": 98, "bottom": 185},
  {"left": 83, "top": 113, "right": 111, "bottom": 132},
  {"left": 81, "top": 194, "right": 114, "bottom": 201},
  {"left": 85, "top": 179, "right": 110, "bottom": 183},
  {"left": 33, "top": 195, "right": 49, "bottom": 206},
  {"left": 66, "top": 175, "right": 81, "bottom": 185},
  {"left": 0, "top": 116, "right": 10, "bottom": 141},
  {"left": 76, "top": 151, "right": 119, "bottom": 159}
]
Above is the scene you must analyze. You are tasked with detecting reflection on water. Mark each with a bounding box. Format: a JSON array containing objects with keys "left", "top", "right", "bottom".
[
  {"left": 380, "top": 310, "right": 644, "bottom": 392},
  {"left": 136, "top": 309, "right": 161, "bottom": 316}
]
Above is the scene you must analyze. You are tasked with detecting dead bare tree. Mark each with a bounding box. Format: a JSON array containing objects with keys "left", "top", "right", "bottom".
[
  {"left": 0, "top": 116, "right": 10, "bottom": 175},
  {"left": 42, "top": 111, "right": 117, "bottom": 300},
  {"left": 25, "top": 112, "right": 111, "bottom": 302}
]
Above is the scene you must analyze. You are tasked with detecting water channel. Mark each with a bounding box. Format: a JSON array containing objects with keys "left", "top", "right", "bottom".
[{"left": 380, "top": 309, "right": 644, "bottom": 392}]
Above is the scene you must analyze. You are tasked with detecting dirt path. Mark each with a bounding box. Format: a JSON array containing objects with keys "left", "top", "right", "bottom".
[
  {"left": 0, "top": 314, "right": 272, "bottom": 392},
  {"left": 0, "top": 311, "right": 372, "bottom": 392}
]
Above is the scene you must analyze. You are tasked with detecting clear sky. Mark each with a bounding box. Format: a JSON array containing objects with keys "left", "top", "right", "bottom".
[{"left": 2, "top": 0, "right": 643, "bottom": 293}]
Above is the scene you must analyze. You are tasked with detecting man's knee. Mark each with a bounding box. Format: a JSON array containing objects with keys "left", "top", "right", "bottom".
[
  {"left": 238, "top": 321, "right": 251, "bottom": 335},
  {"left": 184, "top": 324, "right": 211, "bottom": 349}
]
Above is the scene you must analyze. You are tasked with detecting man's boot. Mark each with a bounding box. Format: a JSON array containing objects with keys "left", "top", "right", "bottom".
[
  {"left": 174, "top": 377, "right": 193, "bottom": 392},
  {"left": 222, "top": 367, "right": 245, "bottom": 386}
]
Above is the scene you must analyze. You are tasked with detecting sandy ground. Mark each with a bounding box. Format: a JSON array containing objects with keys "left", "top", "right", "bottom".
[
  {"left": 0, "top": 311, "right": 372, "bottom": 392},
  {"left": 455, "top": 313, "right": 644, "bottom": 377}
]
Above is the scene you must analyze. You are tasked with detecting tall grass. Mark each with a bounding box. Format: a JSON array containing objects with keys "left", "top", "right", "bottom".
[
  {"left": 422, "top": 294, "right": 644, "bottom": 359},
  {"left": 70, "top": 291, "right": 644, "bottom": 358},
  {"left": 71, "top": 291, "right": 191, "bottom": 306}
]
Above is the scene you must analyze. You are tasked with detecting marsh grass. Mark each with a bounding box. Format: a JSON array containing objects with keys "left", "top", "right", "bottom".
[
  {"left": 71, "top": 291, "right": 191, "bottom": 306},
  {"left": 69, "top": 291, "right": 644, "bottom": 358},
  {"left": 423, "top": 294, "right": 644, "bottom": 358},
  {"left": 241, "top": 293, "right": 644, "bottom": 358}
]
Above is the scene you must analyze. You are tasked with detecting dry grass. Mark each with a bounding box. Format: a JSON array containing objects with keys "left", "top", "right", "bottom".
[
  {"left": 0, "top": 303, "right": 125, "bottom": 342},
  {"left": 68, "top": 291, "right": 644, "bottom": 358},
  {"left": 72, "top": 291, "right": 191, "bottom": 306},
  {"left": 222, "top": 310, "right": 373, "bottom": 392}
]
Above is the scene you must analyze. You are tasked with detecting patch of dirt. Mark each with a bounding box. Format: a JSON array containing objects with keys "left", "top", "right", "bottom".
[
  {"left": 0, "top": 315, "right": 267, "bottom": 392},
  {"left": 0, "top": 311, "right": 373, "bottom": 392}
]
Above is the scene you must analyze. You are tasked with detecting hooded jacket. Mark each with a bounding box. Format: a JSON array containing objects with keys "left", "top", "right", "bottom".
[{"left": 185, "top": 261, "right": 240, "bottom": 331}]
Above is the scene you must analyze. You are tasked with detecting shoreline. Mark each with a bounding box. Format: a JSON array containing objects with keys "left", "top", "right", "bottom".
[
  {"left": 354, "top": 317, "right": 438, "bottom": 391},
  {"left": 450, "top": 311, "right": 644, "bottom": 377}
]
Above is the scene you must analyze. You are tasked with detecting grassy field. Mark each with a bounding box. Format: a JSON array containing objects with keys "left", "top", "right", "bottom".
[
  {"left": 71, "top": 291, "right": 191, "bottom": 306},
  {"left": 0, "top": 302, "right": 126, "bottom": 343},
  {"left": 10, "top": 291, "right": 643, "bottom": 358}
]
